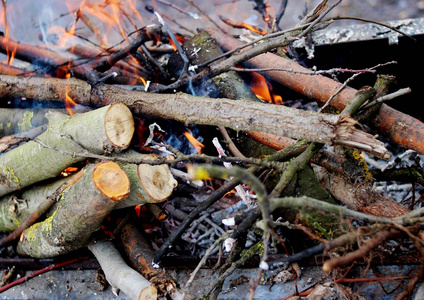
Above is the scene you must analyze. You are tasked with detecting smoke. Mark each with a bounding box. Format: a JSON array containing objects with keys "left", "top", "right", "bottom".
[{"left": 38, "top": 3, "right": 55, "bottom": 45}]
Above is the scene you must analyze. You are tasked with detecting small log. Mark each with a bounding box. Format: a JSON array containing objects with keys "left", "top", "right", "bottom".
[
  {"left": 88, "top": 239, "right": 157, "bottom": 300},
  {"left": 114, "top": 152, "right": 178, "bottom": 209},
  {"left": 0, "top": 36, "right": 88, "bottom": 79},
  {"left": 313, "top": 164, "right": 410, "bottom": 217},
  {"left": 206, "top": 29, "right": 424, "bottom": 155},
  {"left": 0, "top": 75, "right": 388, "bottom": 158},
  {"left": 0, "top": 108, "right": 65, "bottom": 137},
  {"left": 0, "top": 107, "right": 90, "bottom": 137},
  {"left": 0, "top": 62, "right": 31, "bottom": 76},
  {"left": 16, "top": 161, "right": 130, "bottom": 258},
  {"left": 0, "top": 36, "right": 68, "bottom": 67},
  {"left": 0, "top": 176, "right": 71, "bottom": 232},
  {"left": 0, "top": 103, "right": 134, "bottom": 197},
  {"left": 120, "top": 220, "right": 184, "bottom": 299},
  {"left": 0, "top": 152, "right": 176, "bottom": 231},
  {"left": 0, "top": 125, "right": 46, "bottom": 154}
]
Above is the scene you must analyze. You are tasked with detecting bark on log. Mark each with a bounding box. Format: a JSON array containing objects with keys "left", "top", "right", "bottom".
[
  {"left": 16, "top": 161, "right": 130, "bottom": 258},
  {"left": 120, "top": 220, "right": 184, "bottom": 299},
  {"left": 313, "top": 164, "right": 410, "bottom": 217},
  {"left": 0, "top": 153, "right": 176, "bottom": 231},
  {"left": 114, "top": 151, "right": 178, "bottom": 209},
  {"left": 0, "top": 75, "right": 388, "bottom": 158},
  {"left": 88, "top": 239, "right": 157, "bottom": 300},
  {"left": 0, "top": 176, "right": 71, "bottom": 232},
  {"left": 0, "top": 125, "right": 46, "bottom": 154},
  {"left": 206, "top": 29, "right": 424, "bottom": 155},
  {"left": 0, "top": 36, "right": 69, "bottom": 67},
  {"left": 0, "top": 108, "right": 70, "bottom": 137},
  {"left": 0, "top": 36, "right": 90, "bottom": 79},
  {"left": 0, "top": 103, "right": 134, "bottom": 197},
  {"left": 0, "top": 62, "right": 31, "bottom": 76}
]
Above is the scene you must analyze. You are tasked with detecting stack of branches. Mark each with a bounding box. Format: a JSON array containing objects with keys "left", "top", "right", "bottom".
[{"left": 1, "top": 0, "right": 424, "bottom": 299}]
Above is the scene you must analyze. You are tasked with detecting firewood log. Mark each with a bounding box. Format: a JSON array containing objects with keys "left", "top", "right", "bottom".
[
  {"left": 0, "top": 62, "right": 30, "bottom": 76},
  {"left": 88, "top": 239, "right": 157, "bottom": 300},
  {"left": 0, "top": 75, "right": 389, "bottom": 158},
  {"left": 16, "top": 161, "right": 130, "bottom": 258},
  {"left": 0, "top": 109, "right": 55, "bottom": 137},
  {"left": 0, "top": 103, "right": 134, "bottom": 197},
  {"left": 0, "top": 108, "right": 89, "bottom": 137},
  {"left": 0, "top": 153, "right": 176, "bottom": 231},
  {"left": 114, "top": 152, "right": 178, "bottom": 209},
  {"left": 0, "top": 125, "right": 46, "bottom": 154},
  {"left": 120, "top": 220, "right": 184, "bottom": 299},
  {"left": 0, "top": 176, "right": 71, "bottom": 232},
  {"left": 313, "top": 164, "right": 410, "bottom": 217}
]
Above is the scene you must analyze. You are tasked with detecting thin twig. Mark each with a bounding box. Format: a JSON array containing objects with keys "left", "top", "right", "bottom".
[
  {"left": 329, "top": 16, "right": 416, "bottom": 41},
  {"left": 361, "top": 87, "right": 411, "bottom": 110},
  {"left": 185, "top": 232, "right": 230, "bottom": 289},
  {"left": 231, "top": 66, "right": 375, "bottom": 75},
  {"left": 319, "top": 61, "right": 396, "bottom": 112}
]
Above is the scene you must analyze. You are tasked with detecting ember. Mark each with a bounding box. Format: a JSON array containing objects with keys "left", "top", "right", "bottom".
[{"left": 0, "top": 0, "right": 424, "bottom": 299}]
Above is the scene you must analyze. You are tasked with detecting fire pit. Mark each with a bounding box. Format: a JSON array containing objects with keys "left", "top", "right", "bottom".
[{"left": 1, "top": 1, "right": 424, "bottom": 299}]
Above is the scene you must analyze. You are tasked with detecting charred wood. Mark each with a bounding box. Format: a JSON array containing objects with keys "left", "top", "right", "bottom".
[{"left": 120, "top": 219, "right": 184, "bottom": 299}]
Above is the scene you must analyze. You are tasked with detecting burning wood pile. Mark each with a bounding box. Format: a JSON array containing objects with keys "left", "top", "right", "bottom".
[{"left": 0, "top": 0, "right": 424, "bottom": 299}]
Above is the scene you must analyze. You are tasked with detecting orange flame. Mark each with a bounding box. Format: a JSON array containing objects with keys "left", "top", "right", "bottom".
[
  {"left": 183, "top": 131, "right": 205, "bottom": 154},
  {"left": 0, "top": 1, "right": 16, "bottom": 64},
  {"left": 65, "top": 88, "right": 77, "bottom": 116},
  {"left": 219, "top": 16, "right": 267, "bottom": 35},
  {"left": 134, "top": 205, "right": 142, "bottom": 217},
  {"left": 168, "top": 35, "right": 186, "bottom": 51},
  {"left": 250, "top": 72, "right": 283, "bottom": 105},
  {"left": 61, "top": 166, "right": 80, "bottom": 177},
  {"left": 7, "top": 44, "right": 17, "bottom": 65}
]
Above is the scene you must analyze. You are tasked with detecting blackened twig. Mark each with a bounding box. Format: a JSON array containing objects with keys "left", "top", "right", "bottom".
[
  {"left": 95, "top": 26, "right": 159, "bottom": 73},
  {"left": 154, "top": 12, "right": 190, "bottom": 78},
  {"left": 275, "top": 0, "right": 288, "bottom": 30}
]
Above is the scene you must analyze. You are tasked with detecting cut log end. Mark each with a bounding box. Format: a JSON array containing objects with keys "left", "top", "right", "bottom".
[
  {"left": 138, "top": 163, "right": 178, "bottom": 203},
  {"left": 139, "top": 286, "right": 158, "bottom": 300},
  {"left": 93, "top": 161, "right": 130, "bottom": 201},
  {"left": 105, "top": 102, "right": 134, "bottom": 149}
]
